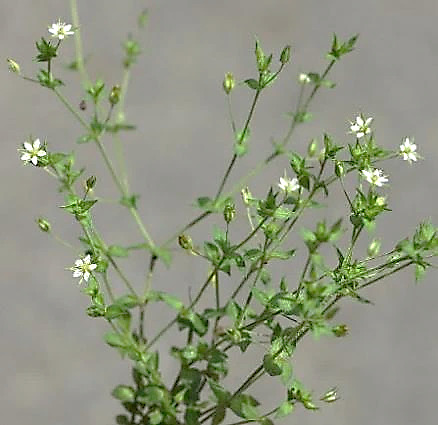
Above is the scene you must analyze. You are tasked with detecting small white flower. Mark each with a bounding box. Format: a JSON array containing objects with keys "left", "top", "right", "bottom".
[
  {"left": 299, "top": 73, "right": 311, "bottom": 84},
  {"left": 278, "top": 173, "right": 300, "bottom": 193},
  {"left": 399, "top": 137, "right": 418, "bottom": 164},
  {"left": 19, "top": 138, "right": 47, "bottom": 166},
  {"left": 48, "top": 20, "right": 74, "bottom": 40},
  {"left": 361, "top": 168, "right": 388, "bottom": 187},
  {"left": 71, "top": 254, "right": 97, "bottom": 283},
  {"left": 350, "top": 115, "right": 373, "bottom": 138}
]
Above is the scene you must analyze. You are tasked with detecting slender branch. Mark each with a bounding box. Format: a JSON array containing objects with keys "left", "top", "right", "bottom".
[{"left": 70, "top": 0, "right": 90, "bottom": 86}]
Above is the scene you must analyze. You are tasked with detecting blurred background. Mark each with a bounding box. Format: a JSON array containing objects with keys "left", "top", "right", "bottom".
[{"left": 1, "top": 1, "right": 438, "bottom": 424}]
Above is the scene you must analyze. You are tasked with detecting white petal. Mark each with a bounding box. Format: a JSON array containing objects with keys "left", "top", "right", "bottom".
[
  {"left": 83, "top": 271, "right": 90, "bottom": 281},
  {"left": 74, "top": 259, "right": 83, "bottom": 267},
  {"left": 21, "top": 153, "right": 31, "bottom": 161},
  {"left": 83, "top": 254, "right": 91, "bottom": 264},
  {"left": 58, "top": 34, "right": 65, "bottom": 40},
  {"left": 33, "top": 139, "right": 41, "bottom": 149},
  {"left": 89, "top": 264, "right": 97, "bottom": 271},
  {"left": 72, "top": 270, "right": 83, "bottom": 278},
  {"left": 37, "top": 150, "right": 47, "bottom": 157},
  {"left": 64, "top": 24, "right": 72, "bottom": 31},
  {"left": 24, "top": 142, "right": 33, "bottom": 151},
  {"left": 365, "top": 117, "right": 373, "bottom": 126},
  {"left": 356, "top": 116, "right": 364, "bottom": 126},
  {"left": 31, "top": 156, "right": 38, "bottom": 165}
]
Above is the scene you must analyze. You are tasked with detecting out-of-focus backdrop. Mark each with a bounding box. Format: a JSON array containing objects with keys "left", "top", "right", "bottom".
[{"left": 1, "top": 1, "right": 438, "bottom": 424}]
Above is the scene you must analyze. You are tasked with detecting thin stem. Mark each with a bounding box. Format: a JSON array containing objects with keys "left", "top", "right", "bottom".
[
  {"left": 53, "top": 87, "right": 156, "bottom": 249},
  {"left": 102, "top": 272, "right": 116, "bottom": 302},
  {"left": 215, "top": 88, "right": 261, "bottom": 200},
  {"left": 70, "top": 0, "right": 90, "bottom": 86}
]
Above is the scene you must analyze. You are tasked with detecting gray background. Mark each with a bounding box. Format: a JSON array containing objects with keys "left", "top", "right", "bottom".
[{"left": 1, "top": 1, "right": 438, "bottom": 424}]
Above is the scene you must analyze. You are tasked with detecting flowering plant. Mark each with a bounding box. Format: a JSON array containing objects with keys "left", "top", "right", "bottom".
[{"left": 9, "top": 3, "right": 438, "bottom": 425}]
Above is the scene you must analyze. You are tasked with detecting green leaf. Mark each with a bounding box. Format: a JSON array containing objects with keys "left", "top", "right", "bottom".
[
  {"left": 105, "top": 304, "right": 129, "bottom": 320},
  {"left": 230, "top": 394, "right": 260, "bottom": 419},
  {"left": 116, "top": 415, "right": 130, "bottom": 425},
  {"left": 149, "top": 410, "right": 163, "bottom": 425},
  {"left": 245, "top": 79, "right": 260, "bottom": 90},
  {"left": 159, "top": 292, "right": 184, "bottom": 311},
  {"left": 269, "top": 249, "right": 296, "bottom": 260},
  {"left": 275, "top": 401, "right": 294, "bottom": 419},
  {"left": 111, "top": 385, "right": 135, "bottom": 402},
  {"left": 137, "top": 386, "right": 166, "bottom": 404},
  {"left": 107, "top": 245, "right": 129, "bottom": 257},
  {"left": 212, "top": 404, "right": 227, "bottom": 425},
  {"left": 120, "top": 194, "right": 139, "bottom": 209},
  {"left": 263, "top": 354, "right": 282, "bottom": 376},
  {"left": 104, "top": 332, "right": 127, "bottom": 348},
  {"left": 208, "top": 379, "right": 231, "bottom": 404},
  {"left": 35, "top": 38, "right": 58, "bottom": 62},
  {"left": 115, "top": 294, "right": 141, "bottom": 309}
]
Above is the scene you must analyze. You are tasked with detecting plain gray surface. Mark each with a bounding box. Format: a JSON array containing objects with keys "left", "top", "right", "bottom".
[{"left": 1, "top": 1, "right": 438, "bottom": 424}]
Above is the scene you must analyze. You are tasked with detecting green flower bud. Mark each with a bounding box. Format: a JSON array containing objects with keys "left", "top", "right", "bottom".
[
  {"left": 367, "top": 239, "right": 381, "bottom": 257},
  {"left": 7, "top": 58, "right": 21, "bottom": 74},
  {"left": 109, "top": 85, "right": 121, "bottom": 105},
  {"left": 178, "top": 234, "right": 193, "bottom": 251},
  {"left": 335, "top": 161, "right": 345, "bottom": 177},
  {"left": 255, "top": 39, "right": 265, "bottom": 71},
  {"left": 316, "top": 221, "right": 327, "bottom": 241},
  {"left": 321, "top": 388, "right": 339, "bottom": 403},
  {"left": 86, "top": 176, "right": 97, "bottom": 190},
  {"left": 307, "top": 139, "right": 318, "bottom": 157},
  {"left": 223, "top": 202, "right": 236, "bottom": 224},
  {"left": 223, "top": 72, "right": 235, "bottom": 94},
  {"left": 37, "top": 217, "right": 51, "bottom": 233},
  {"left": 280, "top": 45, "right": 291, "bottom": 64},
  {"left": 241, "top": 187, "right": 252, "bottom": 206},
  {"left": 375, "top": 196, "right": 386, "bottom": 207},
  {"left": 332, "top": 324, "right": 349, "bottom": 337}
]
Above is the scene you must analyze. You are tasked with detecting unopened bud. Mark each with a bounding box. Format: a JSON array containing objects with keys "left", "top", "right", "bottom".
[
  {"left": 223, "top": 203, "right": 236, "bottom": 224},
  {"left": 376, "top": 196, "right": 386, "bottom": 207},
  {"left": 335, "top": 161, "right": 345, "bottom": 177},
  {"left": 307, "top": 139, "right": 318, "bottom": 157},
  {"left": 241, "top": 187, "right": 252, "bottom": 206},
  {"left": 86, "top": 176, "right": 97, "bottom": 190},
  {"left": 255, "top": 39, "right": 265, "bottom": 71},
  {"left": 7, "top": 58, "right": 21, "bottom": 74},
  {"left": 367, "top": 239, "right": 381, "bottom": 257},
  {"left": 332, "top": 324, "right": 349, "bottom": 337},
  {"left": 223, "top": 72, "right": 235, "bottom": 94},
  {"left": 79, "top": 100, "right": 87, "bottom": 111},
  {"left": 109, "top": 85, "right": 121, "bottom": 105},
  {"left": 178, "top": 234, "right": 193, "bottom": 251},
  {"left": 37, "top": 217, "right": 51, "bottom": 233},
  {"left": 280, "top": 45, "right": 291, "bottom": 65},
  {"left": 321, "top": 388, "right": 339, "bottom": 403}
]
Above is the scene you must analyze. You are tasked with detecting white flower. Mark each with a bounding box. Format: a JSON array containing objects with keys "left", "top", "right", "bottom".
[
  {"left": 48, "top": 20, "right": 74, "bottom": 40},
  {"left": 350, "top": 115, "right": 373, "bottom": 138},
  {"left": 361, "top": 168, "right": 388, "bottom": 187},
  {"left": 278, "top": 173, "right": 300, "bottom": 193},
  {"left": 399, "top": 137, "right": 418, "bottom": 163},
  {"left": 299, "top": 73, "right": 311, "bottom": 84},
  {"left": 71, "top": 254, "right": 97, "bottom": 283},
  {"left": 19, "top": 138, "right": 47, "bottom": 166}
]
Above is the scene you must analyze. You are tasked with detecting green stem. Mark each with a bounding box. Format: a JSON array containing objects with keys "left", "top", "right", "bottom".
[
  {"left": 53, "top": 87, "right": 155, "bottom": 249},
  {"left": 215, "top": 89, "right": 261, "bottom": 200},
  {"left": 70, "top": 0, "right": 90, "bottom": 85}
]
